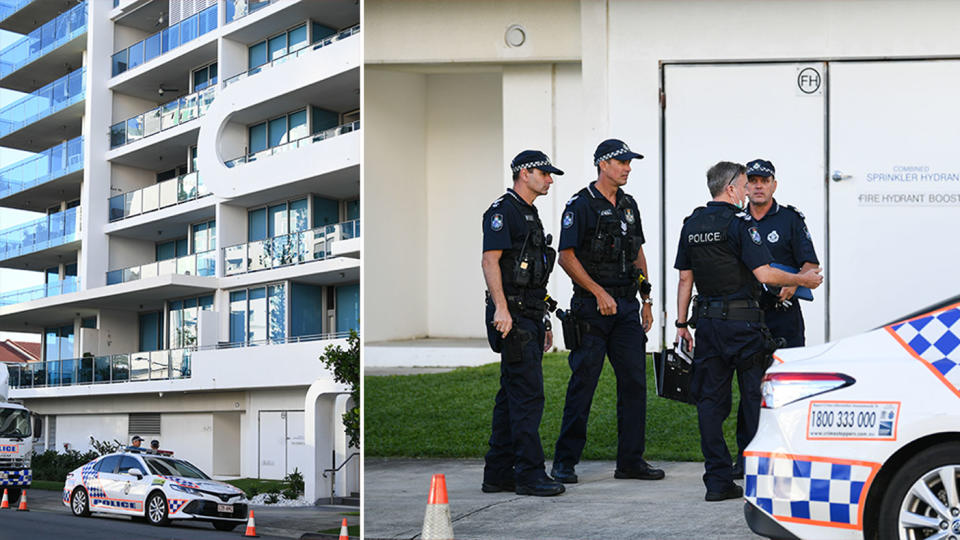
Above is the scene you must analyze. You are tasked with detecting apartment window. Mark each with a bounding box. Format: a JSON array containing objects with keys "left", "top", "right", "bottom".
[
  {"left": 44, "top": 324, "right": 75, "bottom": 386},
  {"left": 291, "top": 283, "right": 323, "bottom": 337},
  {"left": 247, "top": 23, "right": 308, "bottom": 72},
  {"left": 311, "top": 107, "right": 339, "bottom": 134},
  {"left": 190, "top": 146, "right": 198, "bottom": 172},
  {"left": 191, "top": 220, "right": 216, "bottom": 253},
  {"left": 346, "top": 199, "right": 359, "bottom": 220},
  {"left": 157, "top": 165, "right": 188, "bottom": 182},
  {"left": 193, "top": 62, "right": 218, "bottom": 91},
  {"left": 228, "top": 284, "right": 286, "bottom": 344},
  {"left": 311, "top": 22, "right": 335, "bottom": 44},
  {"left": 156, "top": 238, "right": 188, "bottom": 261},
  {"left": 168, "top": 295, "right": 213, "bottom": 349},
  {"left": 335, "top": 284, "right": 360, "bottom": 332},
  {"left": 139, "top": 312, "right": 162, "bottom": 352},
  {"left": 45, "top": 266, "right": 59, "bottom": 285},
  {"left": 248, "top": 198, "right": 308, "bottom": 241},
  {"left": 248, "top": 109, "right": 308, "bottom": 154},
  {"left": 313, "top": 196, "right": 339, "bottom": 227},
  {"left": 81, "top": 316, "right": 97, "bottom": 329}
]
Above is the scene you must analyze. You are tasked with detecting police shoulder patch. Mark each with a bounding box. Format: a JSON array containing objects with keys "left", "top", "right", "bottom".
[
  {"left": 748, "top": 226, "right": 762, "bottom": 245},
  {"left": 785, "top": 204, "right": 805, "bottom": 219},
  {"left": 562, "top": 211, "right": 574, "bottom": 229},
  {"left": 490, "top": 213, "right": 504, "bottom": 231}
]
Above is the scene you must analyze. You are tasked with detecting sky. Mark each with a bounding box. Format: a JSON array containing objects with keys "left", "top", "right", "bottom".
[{"left": 0, "top": 28, "right": 48, "bottom": 344}]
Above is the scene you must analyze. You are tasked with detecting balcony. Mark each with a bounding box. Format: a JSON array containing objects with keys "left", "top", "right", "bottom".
[
  {"left": 223, "top": 220, "right": 359, "bottom": 276},
  {"left": 8, "top": 347, "right": 192, "bottom": 388},
  {"left": 0, "top": 136, "right": 82, "bottom": 210},
  {"left": 0, "top": 1, "right": 86, "bottom": 92},
  {"left": 225, "top": 121, "right": 359, "bottom": 168},
  {"left": 111, "top": 4, "right": 216, "bottom": 78},
  {"left": 0, "top": 0, "right": 64, "bottom": 34},
  {"left": 110, "top": 86, "right": 215, "bottom": 150},
  {"left": 106, "top": 249, "right": 216, "bottom": 285},
  {"left": 0, "top": 276, "right": 78, "bottom": 307},
  {"left": 0, "top": 206, "right": 79, "bottom": 269},
  {"left": 0, "top": 67, "right": 85, "bottom": 152},
  {"left": 108, "top": 171, "right": 209, "bottom": 222},
  {"left": 224, "top": 0, "right": 276, "bottom": 24},
  {"left": 224, "top": 24, "right": 360, "bottom": 88}
]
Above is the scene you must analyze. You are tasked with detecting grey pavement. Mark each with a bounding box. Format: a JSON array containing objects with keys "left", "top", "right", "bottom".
[
  {"left": 19, "top": 488, "right": 358, "bottom": 539},
  {"left": 365, "top": 458, "right": 763, "bottom": 540}
]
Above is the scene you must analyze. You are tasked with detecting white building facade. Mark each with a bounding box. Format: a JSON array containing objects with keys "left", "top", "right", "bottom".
[
  {"left": 366, "top": 0, "right": 960, "bottom": 363},
  {"left": 0, "top": 0, "right": 359, "bottom": 502}
]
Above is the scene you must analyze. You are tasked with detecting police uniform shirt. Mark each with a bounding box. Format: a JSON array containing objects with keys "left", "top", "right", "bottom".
[
  {"left": 674, "top": 201, "right": 774, "bottom": 297},
  {"left": 747, "top": 199, "right": 819, "bottom": 269},
  {"left": 483, "top": 188, "right": 538, "bottom": 252},
  {"left": 559, "top": 182, "right": 645, "bottom": 286}
]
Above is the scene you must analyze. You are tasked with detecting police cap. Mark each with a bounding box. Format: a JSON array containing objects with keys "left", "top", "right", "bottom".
[
  {"left": 594, "top": 139, "right": 643, "bottom": 165},
  {"left": 510, "top": 150, "right": 564, "bottom": 175},
  {"left": 746, "top": 159, "right": 775, "bottom": 178}
]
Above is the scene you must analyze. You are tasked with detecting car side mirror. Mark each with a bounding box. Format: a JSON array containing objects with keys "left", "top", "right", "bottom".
[{"left": 127, "top": 468, "right": 143, "bottom": 479}]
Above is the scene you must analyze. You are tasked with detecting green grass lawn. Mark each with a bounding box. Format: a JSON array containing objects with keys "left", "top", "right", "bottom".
[
  {"left": 29, "top": 480, "right": 64, "bottom": 491},
  {"left": 224, "top": 478, "right": 285, "bottom": 494},
  {"left": 366, "top": 353, "right": 742, "bottom": 462}
]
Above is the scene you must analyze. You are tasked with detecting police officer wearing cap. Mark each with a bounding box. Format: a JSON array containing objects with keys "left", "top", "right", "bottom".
[
  {"left": 674, "top": 161, "right": 823, "bottom": 501},
  {"left": 481, "top": 149, "right": 565, "bottom": 497},
  {"left": 729, "top": 158, "right": 821, "bottom": 479},
  {"left": 550, "top": 139, "right": 664, "bottom": 484}
]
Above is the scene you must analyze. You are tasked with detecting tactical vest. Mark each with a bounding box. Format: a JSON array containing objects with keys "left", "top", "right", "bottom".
[
  {"left": 498, "top": 194, "right": 556, "bottom": 295},
  {"left": 579, "top": 190, "right": 642, "bottom": 285},
  {"left": 684, "top": 205, "right": 758, "bottom": 299}
]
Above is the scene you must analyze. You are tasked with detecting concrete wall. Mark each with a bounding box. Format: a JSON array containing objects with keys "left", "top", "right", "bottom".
[
  {"left": 96, "top": 308, "right": 139, "bottom": 356},
  {"left": 56, "top": 414, "right": 127, "bottom": 452},
  {"left": 212, "top": 412, "right": 241, "bottom": 476},
  {"left": 161, "top": 413, "right": 214, "bottom": 475}
]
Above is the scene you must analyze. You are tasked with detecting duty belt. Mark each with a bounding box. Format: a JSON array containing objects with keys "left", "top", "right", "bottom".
[
  {"left": 695, "top": 299, "right": 764, "bottom": 323},
  {"left": 573, "top": 282, "right": 638, "bottom": 299},
  {"left": 486, "top": 290, "right": 547, "bottom": 319}
]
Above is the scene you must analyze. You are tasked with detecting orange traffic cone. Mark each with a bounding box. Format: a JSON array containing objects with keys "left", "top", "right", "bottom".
[
  {"left": 338, "top": 517, "right": 349, "bottom": 540},
  {"left": 421, "top": 474, "right": 454, "bottom": 540},
  {"left": 16, "top": 490, "right": 27, "bottom": 512},
  {"left": 243, "top": 509, "right": 259, "bottom": 537},
  {"left": 0, "top": 489, "right": 9, "bottom": 509}
]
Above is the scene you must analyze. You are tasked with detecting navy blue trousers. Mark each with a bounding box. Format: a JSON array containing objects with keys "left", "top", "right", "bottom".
[
  {"left": 483, "top": 302, "right": 548, "bottom": 485},
  {"left": 691, "top": 318, "right": 765, "bottom": 492},
  {"left": 554, "top": 296, "right": 648, "bottom": 471}
]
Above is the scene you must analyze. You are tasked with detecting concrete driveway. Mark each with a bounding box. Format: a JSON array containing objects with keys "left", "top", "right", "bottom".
[{"left": 365, "top": 458, "right": 764, "bottom": 539}]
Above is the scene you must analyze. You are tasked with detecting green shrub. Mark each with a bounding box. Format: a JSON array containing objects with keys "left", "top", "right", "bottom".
[
  {"left": 282, "top": 468, "right": 304, "bottom": 500},
  {"left": 265, "top": 493, "right": 279, "bottom": 504},
  {"left": 31, "top": 449, "right": 98, "bottom": 481}
]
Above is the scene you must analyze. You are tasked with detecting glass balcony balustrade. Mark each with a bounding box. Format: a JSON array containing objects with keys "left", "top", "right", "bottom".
[
  {"left": 7, "top": 347, "right": 192, "bottom": 388},
  {"left": 110, "top": 86, "right": 215, "bottom": 149},
  {"left": 108, "top": 171, "right": 208, "bottom": 222},
  {"left": 224, "top": 121, "right": 359, "bottom": 168},
  {"left": 0, "top": 1, "right": 86, "bottom": 79},
  {"left": 224, "top": 0, "right": 276, "bottom": 24},
  {"left": 0, "top": 136, "right": 82, "bottom": 199},
  {"left": 0, "top": 206, "right": 79, "bottom": 261},
  {"left": 0, "top": 275, "right": 77, "bottom": 307},
  {"left": 111, "top": 4, "right": 216, "bottom": 77},
  {"left": 0, "top": 0, "right": 31, "bottom": 22},
  {"left": 223, "top": 219, "right": 359, "bottom": 276},
  {"left": 0, "top": 67, "right": 84, "bottom": 139},
  {"left": 106, "top": 249, "right": 216, "bottom": 285},
  {"left": 223, "top": 24, "right": 360, "bottom": 88}
]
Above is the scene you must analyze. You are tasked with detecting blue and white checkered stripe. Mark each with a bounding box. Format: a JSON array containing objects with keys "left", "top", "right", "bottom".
[
  {"left": 745, "top": 454, "right": 877, "bottom": 527},
  {"left": 0, "top": 469, "right": 31, "bottom": 486},
  {"left": 888, "top": 306, "right": 960, "bottom": 394}
]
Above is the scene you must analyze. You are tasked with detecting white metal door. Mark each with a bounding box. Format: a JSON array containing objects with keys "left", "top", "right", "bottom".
[
  {"left": 663, "top": 63, "right": 828, "bottom": 346},
  {"left": 285, "top": 411, "right": 308, "bottom": 477},
  {"left": 258, "top": 411, "right": 286, "bottom": 480},
  {"left": 828, "top": 60, "right": 960, "bottom": 338}
]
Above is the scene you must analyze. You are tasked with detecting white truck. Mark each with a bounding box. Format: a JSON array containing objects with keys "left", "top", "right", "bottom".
[{"left": 0, "top": 364, "right": 31, "bottom": 503}]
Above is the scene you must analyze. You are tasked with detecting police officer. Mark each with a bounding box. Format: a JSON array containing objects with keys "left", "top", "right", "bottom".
[
  {"left": 131, "top": 435, "right": 143, "bottom": 448},
  {"left": 550, "top": 139, "right": 664, "bottom": 484},
  {"left": 481, "top": 149, "right": 565, "bottom": 497},
  {"left": 729, "top": 158, "right": 821, "bottom": 479},
  {"left": 674, "top": 161, "right": 823, "bottom": 501}
]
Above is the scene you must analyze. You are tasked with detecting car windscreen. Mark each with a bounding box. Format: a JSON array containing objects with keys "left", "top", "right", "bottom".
[
  {"left": 143, "top": 457, "right": 211, "bottom": 479},
  {"left": 0, "top": 408, "right": 30, "bottom": 438}
]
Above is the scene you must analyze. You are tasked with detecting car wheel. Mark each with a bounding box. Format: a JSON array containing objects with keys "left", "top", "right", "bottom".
[
  {"left": 212, "top": 521, "right": 239, "bottom": 531},
  {"left": 145, "top": 492, "right": 170, "bottom": 526},
  {"left": 70, "top": 488, "right": 91, "bottom": 517},
  {"left": 879, "top": 442, "right": 960, "bottom": 540}
]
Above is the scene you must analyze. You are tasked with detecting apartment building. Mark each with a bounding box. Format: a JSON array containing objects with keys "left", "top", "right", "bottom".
[{"left": 0, "top": 0, "right": 359, "bottom": 502}]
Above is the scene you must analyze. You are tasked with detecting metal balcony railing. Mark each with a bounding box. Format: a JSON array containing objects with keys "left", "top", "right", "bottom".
[
  {"left": 224, "top": 121, "right": 359, "bottom": 168},
  {"left": 223, "top": 24, "right": 360, "bottom": 88},
  {"left": 0, "top": 67, "right": 84, "bottom": 139},
  {"left": 0, "top": 206, "right": 79, "bottom": 261},
  {"left": 224, "top": 0, "right": 276, "bottom": 24},
  {"left": 210, "top": 331, "right": 352, "bottom": 350},
  {"left": 0, "top": 1, "right": 86, "bottom": 79},
  {"left": 109, "top": 86, "right": 215, "bottom": 149},
  {"left": 222, "top": 219, "right": 359, "bottom": 276},
  {"left": 111, "top": 4, "right": 217, "bottom": 77},
  {"left": 108, "top": 171, "right": 208, "bottom": 222},
  {"left": 0, "top": 276, "right": 77, "bottom": 307},
  {"left": 0, "top": 136, "right": 82, "bottom": 200},
  {"left": 0, "top": 0, "right": 32, "bottom": 22},
  {"left": 106, "top": 249, "right": 216, "bottom": 285},
  {"left": 8, "top": 348, "right": 193, "bottom": 388}
]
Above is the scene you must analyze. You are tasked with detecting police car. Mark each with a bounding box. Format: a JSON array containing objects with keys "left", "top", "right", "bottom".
[
  {"left": 62, "top": 447, "right": 247, "bottom": 531},
  {"left": 744, "top": 295, "right": 960, "bottom": 540}
]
